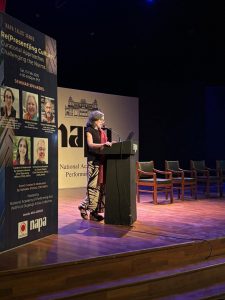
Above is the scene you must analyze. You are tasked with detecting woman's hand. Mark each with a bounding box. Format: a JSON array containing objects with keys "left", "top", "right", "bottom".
[{"left": 104, "top": 141, "right": 112, "bottom": 147}]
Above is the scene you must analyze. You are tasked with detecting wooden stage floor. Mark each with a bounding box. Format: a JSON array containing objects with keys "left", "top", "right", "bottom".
[{"left": 1, "top": 188, "right": 225, "bottom": 272}]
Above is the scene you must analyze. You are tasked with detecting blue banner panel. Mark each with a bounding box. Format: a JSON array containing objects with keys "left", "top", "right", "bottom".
[{"left": 0, "top": 12, "right": 58, "bottom": 252}]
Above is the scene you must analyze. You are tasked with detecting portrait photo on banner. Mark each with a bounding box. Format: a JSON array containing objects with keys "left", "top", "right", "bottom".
[
  {"left": 0, "top": 86, "right": 20, "bottom": 118},
  {"left": 33, "top": 137, "right": 48, "bottom": 165},
  {"left": 41, "top": 96, "right": 55, "bottom": 124},
  {"left": 22, "top": 91, "right": 39, "bottom": 121},
  {"left": 13, "top": 136, "right": 31, "bottom": 166}
]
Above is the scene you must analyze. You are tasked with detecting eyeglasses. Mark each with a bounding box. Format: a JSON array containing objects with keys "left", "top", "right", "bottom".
[{"left": 38, "top": 147, "right": 46, "bottom": 151}]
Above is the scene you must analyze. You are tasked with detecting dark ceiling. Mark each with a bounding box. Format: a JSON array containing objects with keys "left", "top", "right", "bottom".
[{"left": 5, "top": 0, "right": 225, "bottom": 96}]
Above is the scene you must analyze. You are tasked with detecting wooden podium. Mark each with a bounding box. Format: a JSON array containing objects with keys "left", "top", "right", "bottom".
[{"left": 101, "top": 140, "right": 138, "bottom": 226}]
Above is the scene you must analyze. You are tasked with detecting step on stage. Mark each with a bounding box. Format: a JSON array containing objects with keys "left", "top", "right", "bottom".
[{"left": 1, "top": 188, "right": 225, "bottom": 299}]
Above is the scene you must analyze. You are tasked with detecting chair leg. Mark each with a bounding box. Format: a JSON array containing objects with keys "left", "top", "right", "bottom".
[
  {"left": 206, "top": 179, "right": 210, "bottom": 197},
  {"left": 195, "top": 182, "right": 198, "bottom": 199},
  {"left": 190, "top": 186, "right": 193, "bottom": 199},
  {"left": 153, "top": 188, "right": 157, "bottom": 204},
  {"left": 194, "top": 184, "right": 197, "bottom": 199},
  {"left": 165, "top": 191, "right": 168, "bottom": 200},
  {"left": 170, "top": 187, "right": 173, "bottom": 203},
  {"left": 137, "top": 185, "right": 140, "bottom": 203},
  {"left": 217, "top": 180, "right": 222, "bottom": 197},
  {"left": 181, "top": 184, "right": 184, "bottom": 201},
  {"left": 220, "top": 180, "right": 223, "bottom": 198}
]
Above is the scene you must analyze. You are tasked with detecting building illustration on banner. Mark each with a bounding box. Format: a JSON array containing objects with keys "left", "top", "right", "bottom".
[{"left": 65, "top": 96, "right": 99, "bottom": 118}]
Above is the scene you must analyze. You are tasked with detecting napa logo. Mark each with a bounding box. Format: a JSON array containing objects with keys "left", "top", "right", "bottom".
[{"left": 30, "top": 217, "right": 47, "bottom": 232}]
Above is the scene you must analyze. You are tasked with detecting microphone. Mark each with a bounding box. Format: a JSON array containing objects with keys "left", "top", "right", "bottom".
[{"left": 103, "top": 126, "right": 121, "bottom": 142}]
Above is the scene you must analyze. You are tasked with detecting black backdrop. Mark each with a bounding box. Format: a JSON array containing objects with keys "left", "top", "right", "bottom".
[{"left": 138, "top": 81, "right": 225, "bottom": 170}]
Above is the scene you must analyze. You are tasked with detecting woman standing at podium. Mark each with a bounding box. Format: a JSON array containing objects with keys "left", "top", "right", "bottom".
[{"left": 78, "top": 110, "right": 112, "bottom": 221}]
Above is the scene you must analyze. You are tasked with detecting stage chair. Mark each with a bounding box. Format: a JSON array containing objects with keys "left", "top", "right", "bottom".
[
  {"left": 190, "top": 160, "right": 221, "bottom": 197},
  {"left": 136, "top": 161, "right": 173, "bottom": 205},
  {"left": 216, "top": 160, "right": 225, "bottom": 197},
  {"left": 165, "top": 160, "right": 197, "bottom": 200}
]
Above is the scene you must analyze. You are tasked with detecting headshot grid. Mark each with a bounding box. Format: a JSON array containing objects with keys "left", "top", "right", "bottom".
[
  {"left": 41, "top": 96, "right": 55, "bottom": 124},
  {"left": 33, "top": 137, "right": 48, "bottom": 165},
  {"left": 0, "top": 86, "right": 20, "bottom": 118},
  {"left": 13, "top": 136, "right": 31, "bottom": 166},
  {"left": 22, "top": 91, "right": 39, "bottom": 121}
]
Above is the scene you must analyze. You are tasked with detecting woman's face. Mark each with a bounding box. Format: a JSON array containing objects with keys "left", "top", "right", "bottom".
[
  {"left": 95, "top": 117, "right": 105, "bottom": 129},
  {"left": 27, "top": 96, "right": 37, "bottom": 117},
  {"left": 4, "top": 90, "right": 13, "bottom": 108},
  {"left": 19, "top": 139, "right": 27, "bottom": 159}
]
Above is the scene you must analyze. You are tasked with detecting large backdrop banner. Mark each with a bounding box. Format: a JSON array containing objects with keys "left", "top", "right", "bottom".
[
  {"left": 58, "top": 87, "right": 139, "bottom": 189},
  {"left": 0, "top": 12, "right": 58, "bottom": 252}
]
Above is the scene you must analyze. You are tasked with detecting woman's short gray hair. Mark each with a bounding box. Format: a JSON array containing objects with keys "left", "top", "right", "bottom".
[{"left": 86, "top": 110, "right": 104, "bottom": 127}]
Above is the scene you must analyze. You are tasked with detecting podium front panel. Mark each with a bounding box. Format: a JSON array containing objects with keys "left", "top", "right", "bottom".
[{"left": 104, "top": 155, "right": 137, "bottom": 226}]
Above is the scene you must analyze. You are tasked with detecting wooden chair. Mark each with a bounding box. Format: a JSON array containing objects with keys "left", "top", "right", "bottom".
[
  {"left": 190, "top": 160, "right": 221, "bottom": 197},
  {"left": 216, "top": 160, "right": 225, "bottom": 197},
  {"left": 136, "top": 161, "right": 173, "bottom": 204},
  {"left": 165, "top": 160, "right": 197, "bottom": 200}
]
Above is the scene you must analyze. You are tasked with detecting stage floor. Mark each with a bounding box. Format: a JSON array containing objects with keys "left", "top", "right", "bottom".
[{"left": 0, "top": 188, "right": 225, "bottom": 272}]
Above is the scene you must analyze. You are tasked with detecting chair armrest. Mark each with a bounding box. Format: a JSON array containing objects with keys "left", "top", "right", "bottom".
[
  {"left": 153, "top": 168, "right": 170, "bottom": 175},
  {"left": 206, "top": 168, "right": 216, "bottom": 171},
  {"left": 179, "top": 168, "right": 191, "bottom": 173},
  {"left": 168, "top": 169, "right": 184, "bottom": 178},
  {"left": 168, "top": 169, "right": 183, "bottom": 175},
  {"left": 194, "top": 169, "right": 209, "bottom": 176},
  {"left": 137, "top": 169, "right": 156, "bottom": 178},
  {"left": 206, "top": 167, "right": 218, "bottom": 175},
  {"left": 137, "top": 169, "right": 157, "bottom": 181},
  {"left": 179, "top": 168, "right": 196, "bottom": 177},
  {"left": 137, "top": 169, "right": 154, "bottom": 176},
  {"left": 153, "top": 169, "right": 172, "bottom": 179}
]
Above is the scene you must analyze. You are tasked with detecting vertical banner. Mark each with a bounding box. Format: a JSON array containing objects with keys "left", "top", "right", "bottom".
[{"left": 0, "top": 12, "right": 58, "bottom": 252}]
